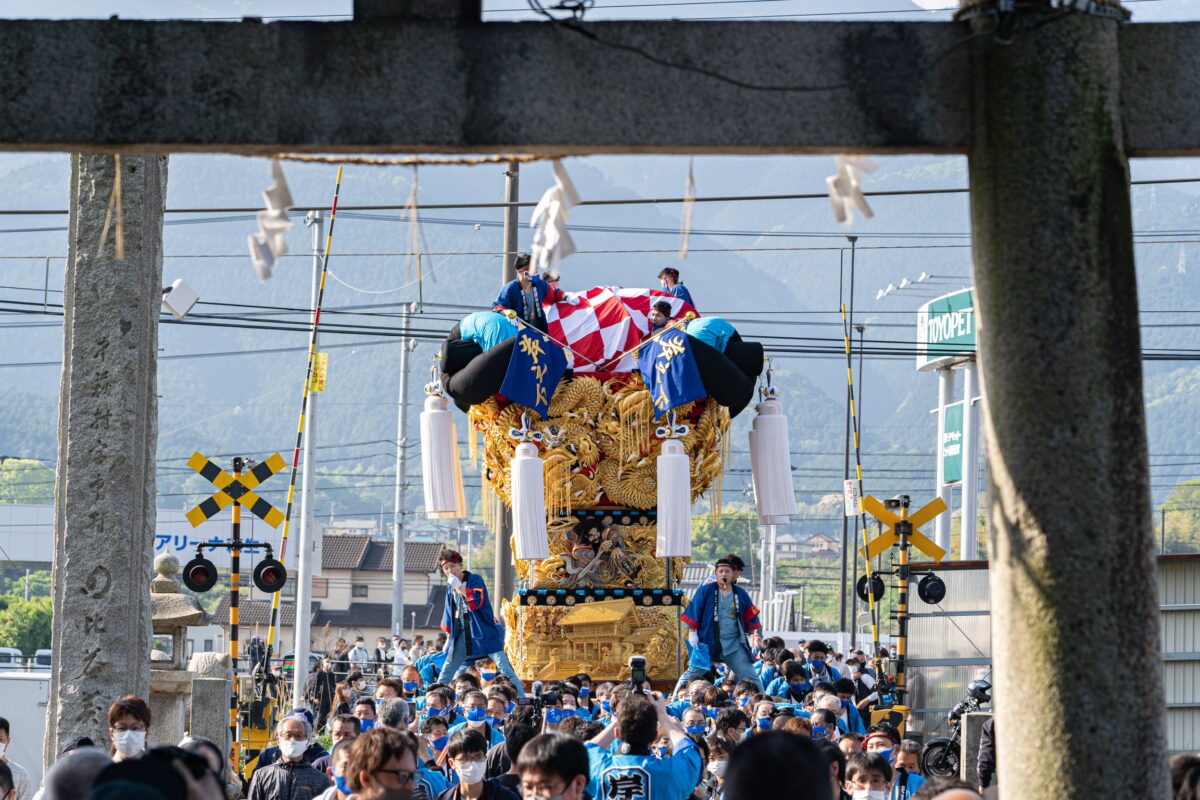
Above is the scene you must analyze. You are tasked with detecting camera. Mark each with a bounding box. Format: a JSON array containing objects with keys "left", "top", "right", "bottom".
[{"left": 628, "top": 656, "right": 647, "bottom": 693}]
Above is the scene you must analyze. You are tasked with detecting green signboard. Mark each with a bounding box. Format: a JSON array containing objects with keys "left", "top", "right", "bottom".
[
  {"left": 942, "top": 401, "right": 964, "bottom": 485},
  {"left": 916, "top": 288, "right": 975, "bottom": 371}
]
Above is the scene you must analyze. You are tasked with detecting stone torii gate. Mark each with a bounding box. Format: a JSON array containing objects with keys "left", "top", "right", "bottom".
[{"left": 6, "top": 1, "right": 1191, "bottom": 794}]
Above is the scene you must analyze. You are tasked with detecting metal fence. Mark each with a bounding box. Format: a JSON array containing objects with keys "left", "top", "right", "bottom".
[{"left": 904, "top": 555, "right": 1200, "bottom": 752}]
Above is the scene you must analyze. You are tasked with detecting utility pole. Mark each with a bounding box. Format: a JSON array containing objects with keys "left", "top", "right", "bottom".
[
  {"left": 392, "top": 302, "right": 415, "bottom": 635},
  {"left": 1156, "top": 506, "right": 1166, "bottom": 556},
  {"left": 758, "top": 529, "right": 767, "bottom": 606},
  {"left": 768, "top": 524, "right": 778, "bottom": 629},
  {"left": 494, "top": 162, "right": 519, "bottom": 603},
  {"left": 292, "top": 210, "right": 322, "bottom": 709},
  {"left": 839, "top": 235, "right": 858, "bottom": 637}
]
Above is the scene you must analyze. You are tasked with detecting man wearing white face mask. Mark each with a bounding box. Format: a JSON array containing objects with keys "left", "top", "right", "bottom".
[
  {"left": 843, "top": 751, "right": 891, "bottom": 800},
  {"left": 0, "top": 716, "right": 30, "bottom": 799},
  {"left": 438, "top": 729, "right": 518, "bottom": 800},
  {"left": 248, "top": 716, "right": 332, "bottom": 800},
  {"left": 107, "top": 695, "right": 151, "bottom": 762}
]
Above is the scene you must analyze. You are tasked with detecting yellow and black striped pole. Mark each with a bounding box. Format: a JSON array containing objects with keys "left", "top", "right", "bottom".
[
  {"left": 229, "top": 457, "right": 244, "bottom": 767},
  {"left": 263, "top": 166, "right": 344, "bottom": 674},
  {"left": 895, "top": 504, "right": 912, "bottom": 704},
  {"left": 841, "top": 302, "right": 883, "bottom": 677}
]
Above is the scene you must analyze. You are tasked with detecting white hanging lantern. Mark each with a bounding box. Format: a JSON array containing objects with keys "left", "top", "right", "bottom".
[
  {"left": 510, "top": 434, "right": 550, "bottom": 560},
  {"left": 656, "top": 436, "right": 692, "bottom": 558},
  {"left": 749, "top": 365, "right": 797, "bottom": 524}
]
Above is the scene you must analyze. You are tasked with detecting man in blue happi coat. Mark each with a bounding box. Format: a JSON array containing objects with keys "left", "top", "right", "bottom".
[
  {"left": 436, "top": 548, "right": 526, "bottom": 697},
  {"left": 493, "top": 253, "right": 561, "bottom": 332},
  {"left": 657, "top": 267, "right": 695, "bottom": 309},
  {"left": 673, "top": 555, "right": 764, "bottom": 697}
]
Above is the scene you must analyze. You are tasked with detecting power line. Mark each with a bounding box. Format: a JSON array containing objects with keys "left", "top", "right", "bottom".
[{"left": 0, "top": 173, "right": 1195, "bottom": 216}]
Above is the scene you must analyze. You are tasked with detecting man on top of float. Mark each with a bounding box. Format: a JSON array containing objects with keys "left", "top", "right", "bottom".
[{"left": 493, "top": 253, "right": 562, "bottom": 332}]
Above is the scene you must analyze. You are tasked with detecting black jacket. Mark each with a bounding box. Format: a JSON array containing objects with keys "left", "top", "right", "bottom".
[
  {"left": 977, "top": 716, "right": 996, "bottom": 788},
  {"left": 246, "top": 759, "right": 331, "bottom": 800},
  {"left": 306, "top": 670, "right": 337, "bottom": 709},
  {"left": 436, "top": 778, "right": 521, "bottom": 800}
]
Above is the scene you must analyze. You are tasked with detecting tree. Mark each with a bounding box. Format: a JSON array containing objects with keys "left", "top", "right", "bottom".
[
  {"left": 690, "top": 506, "right": 758, "bottom": 564},
  {"left": 0, "top": 570, "right": 51, "bottom": 597},
  {"left": 0, "top": 596, "right": 52, "bottom": 654},
  {"left": 1161, "top": 479, "right": 1200, "bottom": 554},
  {"left": 0, "top": 458, "right": 55, "bottom": 505}
]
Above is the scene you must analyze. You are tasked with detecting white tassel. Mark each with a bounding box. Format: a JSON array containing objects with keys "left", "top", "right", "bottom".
[
  {"left": 749, "top": 399, "right": 797, "bottom": 524},
  {"left": 428, "top": 423, "right": 467, "bottom": 520},
  {"left": 421, "top": 395, "right": 464, "bottom": 518},
  {"left": 511, "top": 443, "right": 550, "bottom": 560},
  {"left": 656, "top": 439, "right": 692, "bottom": 558}
]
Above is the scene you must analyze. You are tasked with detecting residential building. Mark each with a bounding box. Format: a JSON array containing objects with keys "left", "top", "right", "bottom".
[{"left": 212, "top": 535, "right": 448, "bottom": 655}]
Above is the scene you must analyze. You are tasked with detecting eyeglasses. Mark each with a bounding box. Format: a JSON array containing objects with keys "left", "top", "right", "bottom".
[{"left": 376, "top": 768, "right": 415, "bottom": 785}]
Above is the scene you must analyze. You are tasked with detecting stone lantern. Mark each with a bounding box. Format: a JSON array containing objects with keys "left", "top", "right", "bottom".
[{"left": 148, "top": 551, "right": 229, "bottom": 753}]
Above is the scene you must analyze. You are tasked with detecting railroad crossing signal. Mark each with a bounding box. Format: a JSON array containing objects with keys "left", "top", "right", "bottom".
[
  {"left": 185, "top": 451, "right": 287, "bottom": 528},
  {"left": 860, "top": 494, "right": 948, "bottom": 562}
]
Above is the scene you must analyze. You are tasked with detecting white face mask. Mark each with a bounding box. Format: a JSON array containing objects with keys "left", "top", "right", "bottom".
[
  {"left": 707, "top": 760, "right": 728, "bottom": 779},
  {"left": 113, "top": 729, "right": 146, "bottom": 757},
  {"left": 851, "top": 791, "right": 885, "bottom": 800},
  {"left": 457, "top": 759, "right": 487, "bottom": 784},
  {"left": 278, "top": 738, "right": 308, "bottom": 760}
]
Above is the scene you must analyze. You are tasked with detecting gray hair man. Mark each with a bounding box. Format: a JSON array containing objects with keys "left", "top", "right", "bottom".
[
  {"left": 246, "top": 716, "right": 331, "bottom": 800},
  {"left": 376, "top": 697, "right": 410, "bottom": 731}
]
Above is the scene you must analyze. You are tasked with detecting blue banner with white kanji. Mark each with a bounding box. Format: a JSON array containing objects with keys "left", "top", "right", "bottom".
[
  {"left": 638, "top": 329, "right": 707, "bottom": 418},
  {"left": 500, "top": 329, "right": 568, "bottom": 419}
]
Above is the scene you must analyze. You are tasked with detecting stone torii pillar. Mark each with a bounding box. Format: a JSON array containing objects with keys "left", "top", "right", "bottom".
[
  {"left": 965, "top": 9, "right": 1168, "bottom": 798},
  {"left": 46, "top": 154, "right": 167, "bottom": 764}
]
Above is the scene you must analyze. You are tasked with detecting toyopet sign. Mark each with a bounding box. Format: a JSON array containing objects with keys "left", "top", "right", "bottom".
[
  {"left": 916, "top": 288, "right": 976, "bottom": 371},
  {"left": 942, "top": 401, "right": 964, "bottom": 484}
]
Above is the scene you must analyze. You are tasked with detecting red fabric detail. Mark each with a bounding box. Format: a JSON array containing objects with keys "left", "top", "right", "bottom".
[
  {"left": 543, "top": 286, "right": 697, "bottom": 373},
  {"left": 466, "top": 587, "right": 486, "bottom": 611},
  {"left": 441, "top": 623, "right": 451, "bottom": 634},
  {"left": 680, "top": 613, "right": 699, "bottom": 630}
]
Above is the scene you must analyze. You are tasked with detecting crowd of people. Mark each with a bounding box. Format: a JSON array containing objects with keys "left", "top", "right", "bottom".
[{"left": 16, "top": 547, "right": 1200, "bottom": 799}]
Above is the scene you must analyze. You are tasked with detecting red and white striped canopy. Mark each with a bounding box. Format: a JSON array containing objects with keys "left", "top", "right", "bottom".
[{"left": 544, "top": 286, "right": 697, "bottom": 373}]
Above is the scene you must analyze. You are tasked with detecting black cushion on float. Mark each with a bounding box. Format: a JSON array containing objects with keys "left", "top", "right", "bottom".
[{"left": 444, "top": 336, "right": 516, "bottom": 407}]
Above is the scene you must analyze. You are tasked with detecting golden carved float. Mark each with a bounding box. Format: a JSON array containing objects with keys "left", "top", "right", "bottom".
[{"left": 468, "top": 373, "right": 731, "bottom": 682}]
